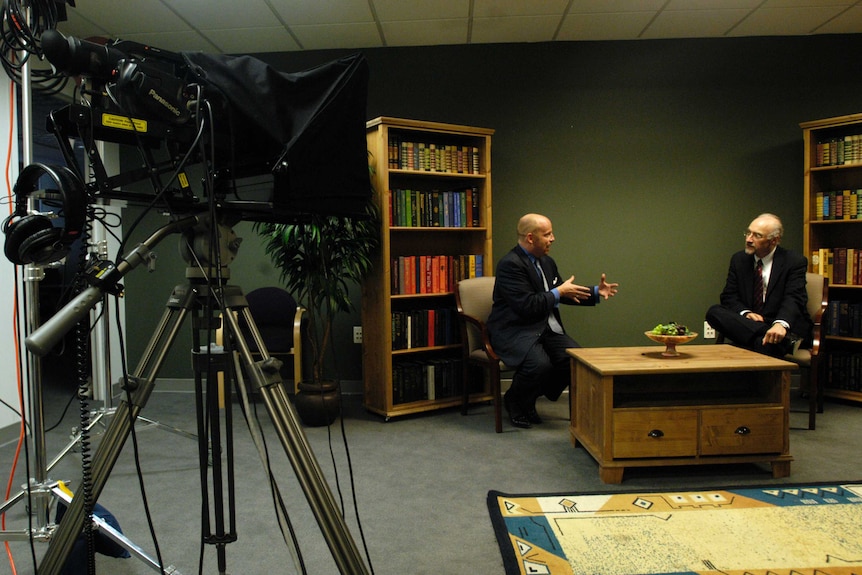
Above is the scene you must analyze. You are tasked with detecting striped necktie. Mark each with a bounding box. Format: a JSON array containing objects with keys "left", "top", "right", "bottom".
[{"left": 753, "top": 259, "right": 764, "bottom": 313}]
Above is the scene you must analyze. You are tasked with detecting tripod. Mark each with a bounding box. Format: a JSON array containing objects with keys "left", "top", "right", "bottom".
[{"left": 27, "top": 214, "right": 370, "bottom": 575}]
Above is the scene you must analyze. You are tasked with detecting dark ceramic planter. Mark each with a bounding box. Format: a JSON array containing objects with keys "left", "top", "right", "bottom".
[{"left": 293, "top": 381, "right": 340, "bottom": 426}]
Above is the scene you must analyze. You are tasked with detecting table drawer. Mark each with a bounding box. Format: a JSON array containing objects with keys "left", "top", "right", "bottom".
[
  {"left": 612, "top": 410, "right": 698, "bottom": 458},
  {"left": 700, "top": 406, "right": 784, "bottom": 455}
]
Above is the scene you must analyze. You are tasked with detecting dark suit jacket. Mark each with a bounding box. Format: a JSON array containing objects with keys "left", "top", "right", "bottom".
[
  {"left": 719, "top": 245, "right": 813, "bottom": 338},
  {"left": 486, "top": 245, "right": 598, "bottom": 367}
]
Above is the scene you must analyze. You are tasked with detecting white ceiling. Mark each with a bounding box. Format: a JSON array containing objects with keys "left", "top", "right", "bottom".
[{"left": 55, "top": 0, "right": 862, "bottom": 55}]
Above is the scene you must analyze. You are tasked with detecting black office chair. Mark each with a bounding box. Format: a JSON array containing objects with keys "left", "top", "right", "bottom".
[{"left": 243, "top": 287, "right": 307, "bottom": 393}]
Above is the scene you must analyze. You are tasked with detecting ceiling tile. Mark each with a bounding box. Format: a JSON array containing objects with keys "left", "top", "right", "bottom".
[
  {"left": 815, "top": 5, "right": 862, "bottom": 34},
  {"left": 57, "top": 10, "right": 110, "bottom": 42},
  {"left": 117, "top": 30, "right": 220, "bottom": 53},
  {"left": 205, "top": 28, "right": 301, "bottom": 54},
  {"left": 373, "top": 0, "right": 468, "bottom": 21},
  {"left": 557, "top": 12, "right": 657, "bottom": 41},
  {"left": 68, "top": 0, "right": 190, "bottom": 35},
  {"left": 291, "top": 22, "right": 383, "bottom": 50},
  {"left": 381, "top": 19, "right": 468, "bottom": 46},
  {"left": 168, "top": 0, "right": 280, "bottom": 30},
  {"left": 730, "top": 5, "right": 849, "bottom": 35},
  {"left": 762, "top": 0, "right": 852, "bottom": 7},
  {"left": 268, "top": 0, "right": 374, "bottom": 25},
  {"left": 473, "top": 0, "right": 570, "bottom": 18},
  {"left": 665, "top": 0, "right": 761, "bottom": 8},
  {"left": 642, "top": 9, "right": 752, "bottom": 39},
  {"left": 472, "top": 16, "right": 563, "bottom": 44},
  {"left": 566, "top": 0, "right": 667, "bottom": 14}
]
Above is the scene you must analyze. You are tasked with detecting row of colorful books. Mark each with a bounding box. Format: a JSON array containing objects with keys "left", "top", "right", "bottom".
[
  {"left": 392, "top": 308, "right": 459, "bottom": 350},
  {"left": 392, "top": 357, "right": 463, "bottom": 404},
  {"left": 814, "top": 190, "right": 862, "bottom": 220},
  {"left": 823, "top": 351, "right": 862, "bottom": 392},
  {"left": 389, "top": 187, "right": 481, "bottom": 228},
  {"left": 810, "top": 248, "right": 862, "bottom": 285},
  {"left": 816, "top": 135, "right": 862, "bottom": 167},
  {"left": 391, "top": 254, "right": 484, "bottom": 295},
  {"left": 388, "top": 136, "right": 480, "bottom": 174}
]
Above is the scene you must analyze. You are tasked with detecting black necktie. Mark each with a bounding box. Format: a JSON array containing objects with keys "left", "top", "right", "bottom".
[{"left": 753, "top": 259, "right": 764, "bottom": 313}]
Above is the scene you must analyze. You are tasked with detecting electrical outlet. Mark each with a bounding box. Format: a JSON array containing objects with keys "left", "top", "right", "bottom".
[
  {"left": 704, "top": 321, "right": 716, "bottom": 339},
  {"left": 353, "top": 326, "right": 363, "bottom": 344}
]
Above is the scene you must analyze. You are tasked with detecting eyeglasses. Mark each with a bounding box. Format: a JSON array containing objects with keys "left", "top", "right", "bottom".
[{"left": 743, "top": 230, "right": 766, "bottom": 240}]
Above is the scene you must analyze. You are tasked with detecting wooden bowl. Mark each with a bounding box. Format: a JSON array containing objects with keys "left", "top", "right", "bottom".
[{"left": 644, "top": 331, "right": 698, "bottom": 357}]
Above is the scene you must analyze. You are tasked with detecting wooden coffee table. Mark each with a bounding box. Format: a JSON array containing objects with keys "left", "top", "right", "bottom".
[{"left": 567, "top": 344, "right": 796, "bottom": 484}]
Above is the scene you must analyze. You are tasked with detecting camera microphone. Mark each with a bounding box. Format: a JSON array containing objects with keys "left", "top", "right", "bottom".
[{"left": 42, "top": 30, "right": 124, "bottom": 80}]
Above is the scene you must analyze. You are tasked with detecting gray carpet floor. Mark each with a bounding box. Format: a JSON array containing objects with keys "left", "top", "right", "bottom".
[{"left": 1, "top": 378, "right": 860, "bottom": 575}]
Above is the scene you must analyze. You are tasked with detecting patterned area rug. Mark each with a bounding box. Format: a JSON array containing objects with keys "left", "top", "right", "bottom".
[{"left": 488, "top": 482, "right": 862, "bottom": 575}]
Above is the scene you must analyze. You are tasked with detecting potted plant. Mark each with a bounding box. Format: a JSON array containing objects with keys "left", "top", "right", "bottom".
[{"left": 254, "top": 201, "right": 379, "bottom": 425}]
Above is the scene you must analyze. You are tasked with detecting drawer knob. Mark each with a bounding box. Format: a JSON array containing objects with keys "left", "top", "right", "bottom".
[
  {"left": 647, "top": 429, "right": 664, "bottom": 438},
  {"left": 735, "top": 425, "right": 751, "bottom": 435}
]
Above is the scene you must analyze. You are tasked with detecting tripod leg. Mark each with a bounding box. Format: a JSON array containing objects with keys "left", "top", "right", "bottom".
[
  {"left": 38, "top": 284, "right": 197, "bottom": 575},
  {"left": 191, "top": 306, "right": 238, "bottom": 574},
  {"left": 222, "top": 298, "right": 369, "bottom": 575}
]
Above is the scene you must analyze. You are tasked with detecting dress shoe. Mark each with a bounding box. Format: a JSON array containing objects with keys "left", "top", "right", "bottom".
[
  {"left": 509, "top": 414, "right": 532, "bottom": 429},
  {"left": 526, "top": 408, "right": 543, "bottom": 424},
  {"left": 504, "top": 391, "right": 532, "bottom": 428}
]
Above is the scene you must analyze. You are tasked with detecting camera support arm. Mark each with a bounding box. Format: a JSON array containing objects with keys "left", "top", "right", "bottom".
[{"left": 25, "top": 215, "right": 200, "bottom": 356}]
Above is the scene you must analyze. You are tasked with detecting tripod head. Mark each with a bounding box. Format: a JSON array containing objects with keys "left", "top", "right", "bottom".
[{"left": 178, "top": 213, "right": 242, "bottom": 281}]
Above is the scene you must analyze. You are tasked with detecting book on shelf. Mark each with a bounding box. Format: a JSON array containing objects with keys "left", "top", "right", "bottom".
[
  {"left": 824, "top": 350, "right": 862, "bottom": 393},
  {"left": 391, "top": 357, "right": 462, "bottom": 404},
  {"left": 391, "top": 307, "right": 458, "bottom": 351},
  {"left": 814, "top": 190, "right": 862, "bottom": 220},
  {"left": 825, "top": 299, "right": 862, "bottom": 338},
  {"left": 811, "top": 247, "right": 862, "bottom": 285},
  {"left": 835, "top": 248, "right": 847, "bottom": 285},
  {"left": 391, "top": 254, "right": 484, "bottom": 294},
  {"left": 390, "top": 136, "right": 480, "bottom": 174},
  {"left": 388, "top": 187, "right": 480, "bottom": 228},
  {"left": 816, "top": 134, "right": 862, "bottom": 167}
]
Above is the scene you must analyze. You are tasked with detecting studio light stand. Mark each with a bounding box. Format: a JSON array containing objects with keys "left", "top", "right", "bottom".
[
  {"left": 0, "top": 215, "right": 190, "bottom": 572},
  {"left": 0, "top": 160, "right": 194, "bottom": 575},
  {"left": 27, "top": 214, "right": 370, "bottom": 575},
  {"left": 0, "top": 12, "right": 67, "bottom": 552}
]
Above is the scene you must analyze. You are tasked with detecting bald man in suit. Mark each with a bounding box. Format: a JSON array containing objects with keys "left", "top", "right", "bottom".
[
  {"left": 706, "top": 213, "right": 812, "bottom": 357},
  {"left": 486, "top": 213, "right": 618, "bottom": 429}
]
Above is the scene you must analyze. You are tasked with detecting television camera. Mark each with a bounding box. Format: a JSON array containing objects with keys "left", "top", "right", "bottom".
[{"left": 39, "top": 30, "right": 371, "bottom": 222}]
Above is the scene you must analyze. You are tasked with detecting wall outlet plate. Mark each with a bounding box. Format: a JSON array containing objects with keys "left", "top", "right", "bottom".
[
  {"left": 703, "top": 321, "right": 716, "bottom": 339},
  {"left": 353, "top": 326, "right": 363, "bottom": 344}
]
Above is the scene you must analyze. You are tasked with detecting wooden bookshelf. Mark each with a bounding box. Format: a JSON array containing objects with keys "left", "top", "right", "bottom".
[
  {"left": 801, "top": 113, "right": 862, "bottom": 403},
  {"left": 362, "top": 117, "right": 494, "bottom": 419}
]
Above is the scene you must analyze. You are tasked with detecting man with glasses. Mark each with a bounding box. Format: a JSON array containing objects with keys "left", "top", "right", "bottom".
[{"left": 706, "top": 213, "right": 812, "bottom": 357}]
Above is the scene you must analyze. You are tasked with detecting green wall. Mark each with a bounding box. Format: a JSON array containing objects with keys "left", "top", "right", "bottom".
[{"left": 123, "top": 34, "right": 862, "bottom": 380}]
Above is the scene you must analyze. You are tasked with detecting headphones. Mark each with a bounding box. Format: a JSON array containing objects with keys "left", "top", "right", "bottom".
[{"left": 3, "top": 163, "right": 87, "bottom": 265}]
